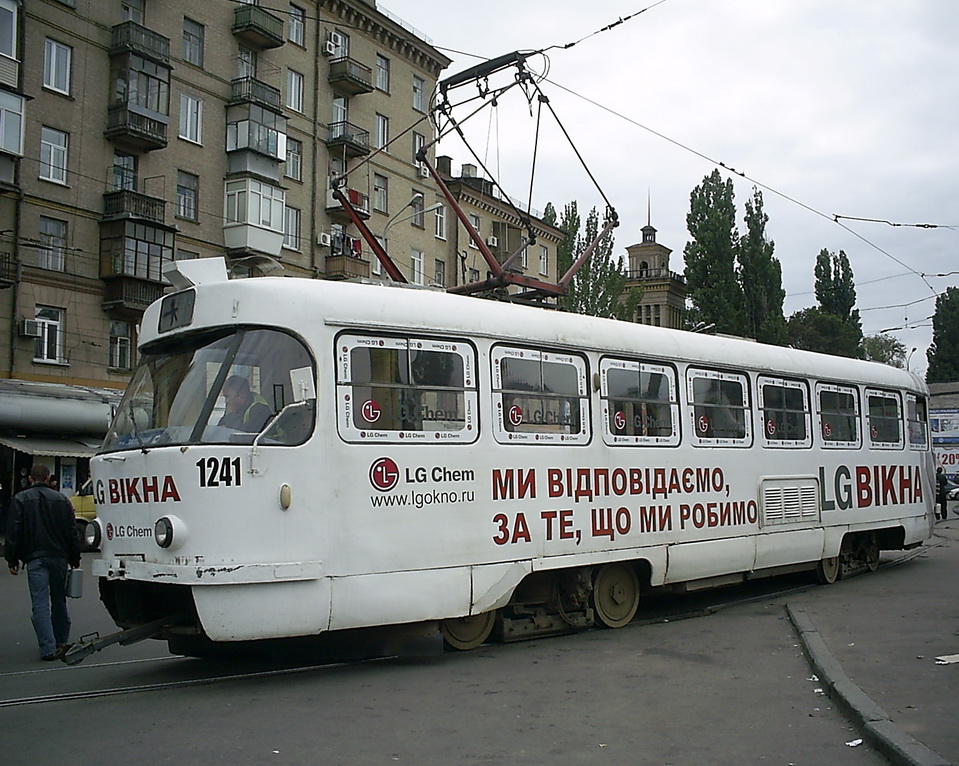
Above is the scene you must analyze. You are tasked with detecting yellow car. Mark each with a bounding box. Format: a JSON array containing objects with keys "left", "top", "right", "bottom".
[{"left": 70, "top": 478, "right": 98, "bottom": 551}]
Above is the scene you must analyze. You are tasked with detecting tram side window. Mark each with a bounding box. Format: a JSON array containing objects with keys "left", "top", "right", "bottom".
[
  {"left": 601, "top": 358, "right": 679, "bottom": 446},
  {"left": 759, "top": 377, "right": 811, "bottom": 448},
  {"left": 336, "top": 334, "right": 478, "bottom": 443},
  {"left": 866, "top": 389, "right": 903, "bottom": 449},
  {"left": 492, "top": 346, "right": 589, "bottom": 445},
  {"left": 688, "top": 369, "right": 751, "bottom": 447},
  {"left": 906, "top": 394, "right": 928, "bottom": 449},
  {"left": 817, "top": 383, "right": 860, "bottom": 448}
]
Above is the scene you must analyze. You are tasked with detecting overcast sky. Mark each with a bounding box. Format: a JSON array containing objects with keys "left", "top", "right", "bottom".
[{"left": 379, "top": 0, "right": 958, "bottom": 376}]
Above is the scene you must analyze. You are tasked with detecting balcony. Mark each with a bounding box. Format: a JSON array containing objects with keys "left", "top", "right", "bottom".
[
  {"left": 232, "top": 4, "right": 285, "bottom": 50},
  {"left": 101, "top": 275, "right": 165, "bottom": 318},
  {"left": 0, "top": 250, "right": 17, "bottom": 287},
  {"left": 625, "top": 267, "right": 686, "bottom": 284},
  {"left": 102, "top": 189, "right": 166, "bottom": 224},
  {"left": 325, "top": 122, "right": 370, "bottom": 158},
  {"left": 104, "top": 106, "right": 168, "bottom": 152},
  {"left": 230, "top": 77, "right": 282, "bottom": 110},
  {"left": 328, "top": 57, "right": 374, "bottom": 96},
  {"left": 110, "top": 21, "right": 170, "bottom": 64},
  {"left": 327, "top": 185, "right": 370, "bottom": 223},
  {"left": 325, "top": 254, "right": 370, "bottom": 281}
]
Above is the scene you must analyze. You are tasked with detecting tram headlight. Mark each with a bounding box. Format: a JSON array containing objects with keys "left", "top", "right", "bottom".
[
  {"left": 154, "top": 515, "right": 187, "bottom": 550},
  {"left": 84, "top": 518, "right": 102, "bottom": 550}
]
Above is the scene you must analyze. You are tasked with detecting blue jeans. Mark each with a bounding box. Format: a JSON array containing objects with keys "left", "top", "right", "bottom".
[{"left": 25, "top": 557, "right": 71, "bottom": 658}]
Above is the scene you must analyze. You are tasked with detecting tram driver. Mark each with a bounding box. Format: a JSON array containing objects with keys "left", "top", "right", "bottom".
[{"left": 218, "top": 375, "right": 274, "bottom": 433}]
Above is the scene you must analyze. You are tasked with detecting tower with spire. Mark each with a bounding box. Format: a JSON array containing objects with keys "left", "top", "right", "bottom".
[{"left": 622, "top": 199, "right": 687, "bottom": 328}]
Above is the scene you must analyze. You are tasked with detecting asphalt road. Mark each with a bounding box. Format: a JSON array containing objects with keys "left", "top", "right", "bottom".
[{"left": 2, "top": 538, "right": 952, "bottom": 766}]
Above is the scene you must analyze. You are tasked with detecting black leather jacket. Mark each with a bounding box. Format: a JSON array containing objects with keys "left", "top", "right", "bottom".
[{"left": 4, "top": 484, "right": 81, "bottom": 568}]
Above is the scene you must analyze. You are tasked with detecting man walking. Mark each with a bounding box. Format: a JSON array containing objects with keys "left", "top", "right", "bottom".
[{"left": 5, "top": 463, "right": 81, "bottom": 660}]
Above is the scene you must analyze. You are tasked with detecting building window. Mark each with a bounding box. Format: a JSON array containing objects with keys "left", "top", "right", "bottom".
[
  {"left": 468, "top": 214, "right": 481, "bottom": 248},
  {"left": 112, "top": 151, "right": 137, "bottom": 191},
  {"left": 328, "top": 29, "right": 348, "bottom": 57},
  {"left": 413, "top": 74, "right": 425, "bottom": 112},
  {"left": 121, "top": 0, "right": 144, "bottom": 24},
  {"left": 225, "top": 178, "right": 285, "bottom": 231},
  {"left": 434, "top": 258, "right": 445, "bottom": 287},
  {"left": 237, "top": 47, "right": 256, "bottom": 79},
  {"left": 375, "top": 54, "right": 390, "bottom": 92},
  {"left": 412, "top": 131, "right": 425, "bottom": 169},
  {"left": 469, "top": 268, "right": 479, "bottom": 282},
  {"left": 539, "top": 244, "right": 548, "bottom": 275},
  {"left": 101, "top": 221, "right": 173, "bottom": 281},
  {"left": 410, "top": 248, "right": 424, "bottom": 285},
  {"left": 176, "top": 171, "right": 198, "bottom": 221},
  {"left": 371, "top": 235, "right": 384, "bottom": 276},
  {"left": 374, "top": 113, "right": 389, "bottom": 150},
  {"left": 109, "top": 321, "right": 133, "bottom": 369},
  {"left": 288, "top": 5, "right": 305, "bottom": 46},
  {"left": 283, "top": 206, "right": 301, "bottom": 250},
  {"left": 178, "top": 93, "right": 202, "bottom": 144},
  {"left": 227, "top": 103, "right": 287, "bottom": 160},
  {"left": 34, "top": 306, "right": 64, "bottom": 363},
  {"left": 0, "top": 90, "right": 24, "bottom": 155},
  {"left": 434, "top": 204, "right": 446, "bottom": 239},
  {"left": 285, "top": 137, "right": 302, "bottom": 181},
  {"left": 39, "top": 127, "right": 68, "bottom": 184},
  {"left": 521, "top": 247, "right": 528, "bottom": 269},
  {"left": 373, "top": 173, "right": 388, "bottom": 213},
  {"left": 38, "top": 217, "right": 67, "bottom": 271},
  {"left": 113, "top": 55, "right": 170, "bottom": 116},
  {"left": 176, "top": 248, "right": 198, "bottom": 261},
  {"left": 182, "top": 17, "right": 204, "bottom": 67},
  {"left": 43, "top": 39, "right": 72, "bottom": 95},
  {"left": 286, "top": 69, "right": 304, "bottom": 113},
  {"left": 0, "top": 0, "right": 17, "bottom": 60},
  {"left": 410, "top": 192, "right": 424, "bottom": 228}
]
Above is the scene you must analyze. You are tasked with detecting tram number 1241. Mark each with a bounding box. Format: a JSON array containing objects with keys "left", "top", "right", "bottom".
[{"left": 197, "top": 457, "right": 242, "bottom": 488}]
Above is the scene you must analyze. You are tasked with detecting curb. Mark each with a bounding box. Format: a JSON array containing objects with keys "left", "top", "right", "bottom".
[{"left": 786, "top": 603, "right": 950, "bottom": 766}]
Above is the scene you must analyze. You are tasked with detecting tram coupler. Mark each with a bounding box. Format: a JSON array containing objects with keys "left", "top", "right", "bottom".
[{"left": 62, "top": 614, "right": 186, "bottom": 665}]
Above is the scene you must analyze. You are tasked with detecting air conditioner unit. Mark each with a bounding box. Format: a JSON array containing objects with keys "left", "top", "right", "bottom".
[
  {"left": 486, "top": 236, "right": 499, "bottom": 248},
  {"left": 322, "top": 40, "right": 337, "bottom": 57},
  {"left": 417, "top": 165, "right": 430, "bottom": 178},
  {"left": 19, "top": 319, "right": 41, "bottom": 338},
  {"left": 318, "top": 232, "right": 332, "bottom": 247}
]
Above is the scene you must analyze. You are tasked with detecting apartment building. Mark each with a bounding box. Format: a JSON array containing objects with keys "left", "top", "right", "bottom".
[{"left": 0, "top": 0, "right": 459, "bottom": 502}]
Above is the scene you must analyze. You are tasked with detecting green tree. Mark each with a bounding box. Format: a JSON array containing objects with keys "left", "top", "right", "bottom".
[
  {"left": 683, "top": 170, "right": 746, "bottom": 335},
  {"left": 861, "top": 334, "right": 908, "bottom": 368},
  {"left": 738, "top": 188, "right": 786, "bottom": 344},
  {"left": 814, "top": 249, "right": 858, "bottom": 320},
  {"left": 552, "top": 201, "right": 634, "bottom": 320},
  {"left": 786, "top": 307, "right": 863, "bottom": 358},
  {"left": 927, "top": 286, "right": 959, "bottom": 382}
]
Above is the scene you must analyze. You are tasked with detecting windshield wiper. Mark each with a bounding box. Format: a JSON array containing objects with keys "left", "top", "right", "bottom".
[{"left": 129, "top": 400, "right": 149, "bottom": 454}]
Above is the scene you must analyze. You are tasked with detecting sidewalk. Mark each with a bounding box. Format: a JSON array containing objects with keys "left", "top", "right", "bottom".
[{"left": 786, "top": 518, "right": 959, "bottom": 766}]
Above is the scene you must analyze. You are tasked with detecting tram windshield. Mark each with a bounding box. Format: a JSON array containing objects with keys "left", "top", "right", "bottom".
[{"left": 102, "top": 327, "right": 315, "bottom": 452}]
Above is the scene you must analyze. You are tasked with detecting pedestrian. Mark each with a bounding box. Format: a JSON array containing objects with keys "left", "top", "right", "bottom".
[
  {"left": 4, "top": 463, "right": 81, "bottom": 661},
  {"left": 935, "top": 467, "right": 949, "bottom": 521}
]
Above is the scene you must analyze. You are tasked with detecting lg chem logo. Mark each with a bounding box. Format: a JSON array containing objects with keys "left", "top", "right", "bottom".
[{"left": 369, "top": 457, "right": 400, "bottom": 492}]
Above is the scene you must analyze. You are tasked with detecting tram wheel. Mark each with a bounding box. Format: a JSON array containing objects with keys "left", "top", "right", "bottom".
[
  {"left": 815, "top": 556, "right": 841, "bottom": 585},
  {"left": 440, "top": 610, "right": 496, "bottom": 651},
  {"left": 592, "top": 562, "right": 641, "bottom": 628}
]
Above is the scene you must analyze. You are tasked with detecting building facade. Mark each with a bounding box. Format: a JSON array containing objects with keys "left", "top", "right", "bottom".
[{"left": 0, "top": 0, "right": 473, "bottom": 506}]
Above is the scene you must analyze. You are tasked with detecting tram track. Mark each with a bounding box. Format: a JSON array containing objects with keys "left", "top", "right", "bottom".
[{"left": 1, "top": 545, "right": 930, "bottom": 709}]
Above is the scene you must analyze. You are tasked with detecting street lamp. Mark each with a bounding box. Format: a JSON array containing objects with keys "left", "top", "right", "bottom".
[{"left": 906, "top": 347, "right": 917, "bottom": 370}]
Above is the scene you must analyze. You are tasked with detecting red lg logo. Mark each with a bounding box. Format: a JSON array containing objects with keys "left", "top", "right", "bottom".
[{"left": 369, "top": 457, "right": 399, "bottom": 492}]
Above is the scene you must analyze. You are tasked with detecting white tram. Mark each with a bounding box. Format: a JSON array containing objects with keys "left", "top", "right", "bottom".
[{"left": 86, "top": 258, "right": 933, "bottom": 654}]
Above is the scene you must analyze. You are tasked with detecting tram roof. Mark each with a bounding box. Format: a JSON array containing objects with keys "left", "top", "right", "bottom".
[{"left": 144, "top": 270, "right": 926, "bottom": 395}]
